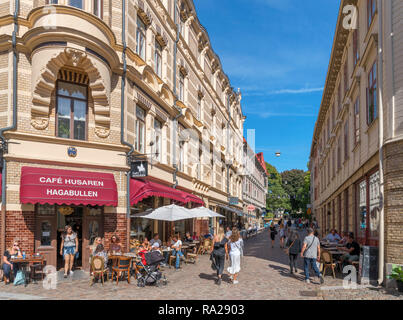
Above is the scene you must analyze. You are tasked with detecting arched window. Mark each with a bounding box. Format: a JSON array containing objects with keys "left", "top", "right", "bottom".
[{"left": 56, "top": 69, "right": 88, "bottom": 141}]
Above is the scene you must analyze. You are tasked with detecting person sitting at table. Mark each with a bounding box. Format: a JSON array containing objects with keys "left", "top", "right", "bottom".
[
  {"left": 171, "top": 236, "right": 185, "bottom": 270},
  {"left": 338, "top": 233, "right": 360, "bottom": 268},
  {"left": 162, "top": 238, "right": 173, "bottom": 265},
  {"left": 184, "top": 232, "right": 193, "bottom": 243},
  {"left": 109, "top": 234, "right": 122, "bottom": 254},
  {"left": 2, "top": 240, "right": 22, "bottom": 284},
  {"left": 142, "top": 237, "right": 151, "bottom": 251},
  {"left": 90, "top": 237, "right": 103, "bottom": 255},
  {"left": 192, "top": 232, "right": 199, "bottom": 241},
  {"left": 324, "top": 229, "right": 341, "bottom": 243},
  {"left": 93, "top": 244, "right": 108, "bottom": 267},
  {"left": 338, "top": 232, "right": 348, "bottom": 245},
  {"left": 149, "top": 233, "right": 162, "bottom": 248}
]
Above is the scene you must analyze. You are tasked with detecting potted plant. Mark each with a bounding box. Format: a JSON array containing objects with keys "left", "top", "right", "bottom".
[{"left": 387, "top": 266, "right": 403, "bottom": 292}]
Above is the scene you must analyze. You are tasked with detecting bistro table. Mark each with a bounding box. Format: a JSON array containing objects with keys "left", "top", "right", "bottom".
[{"left": 10, "top": 255, "right": 45, "bottom": 286}]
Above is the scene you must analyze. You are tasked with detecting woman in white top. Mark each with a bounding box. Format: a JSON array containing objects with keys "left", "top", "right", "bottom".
[
  {"left": 60, "top": 225, "right": 78, "bottom": 278},
  {"left": 226, "top": 228, "right": 243, "bottom": 284}
]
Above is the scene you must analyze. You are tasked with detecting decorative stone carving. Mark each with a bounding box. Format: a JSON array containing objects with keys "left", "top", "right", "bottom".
[{"left": 32, "top": 48, "right": 111, "bottom": 138}]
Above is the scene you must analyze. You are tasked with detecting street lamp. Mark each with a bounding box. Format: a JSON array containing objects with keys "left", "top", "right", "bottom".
[{"left": 275, "top": 151, "right": 281, "bottom": 157}]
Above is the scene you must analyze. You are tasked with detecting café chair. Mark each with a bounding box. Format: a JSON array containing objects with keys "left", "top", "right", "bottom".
[
  {"left": 29, "top": 259, "right": 45, "bottom": 283},
  {"left": 320, "top": 250, "right": 337, "bottom": 278},
  {"left": 111, "top": 256, "right": 132, "bottom": 285},
  {"left": 197, "top": 239, "right": 211, "bottom": 255},
  {"left": 90, "top": 256, "right": 109, "bottom": 286}
]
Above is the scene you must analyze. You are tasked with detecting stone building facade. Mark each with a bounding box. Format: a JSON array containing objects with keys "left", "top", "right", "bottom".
[
  {"left": 309, "top": 0, "right": 403, "bottom": 283},
  {"left": 0, "top": 0, "right": 245, "bottom": 271},
  {"left": 242, "top": 139, "right": 267, "bottom": 228}
]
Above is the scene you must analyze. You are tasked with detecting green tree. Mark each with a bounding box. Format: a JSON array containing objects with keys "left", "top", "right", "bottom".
[
  {"left": 297, "top": 171, "right": 311, "bottom": 219},
  {"left": 266, "top": 162, "right": 291, "bottom": 215},
  {"left": 281, "top": 169, "right": 306, "bottom": 213}
]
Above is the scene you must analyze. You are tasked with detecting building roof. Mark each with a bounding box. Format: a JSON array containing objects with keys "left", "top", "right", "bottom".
[{"left": 256, "top": 152, "right": 268, "bottom": 176}]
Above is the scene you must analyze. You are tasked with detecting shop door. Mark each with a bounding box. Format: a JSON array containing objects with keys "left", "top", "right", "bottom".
[
  {"left": 82, "top": 207, "right": 104, "bottom": 270},
  {"left": 35, "top": 214, "right": 57, "bottom": 268}
]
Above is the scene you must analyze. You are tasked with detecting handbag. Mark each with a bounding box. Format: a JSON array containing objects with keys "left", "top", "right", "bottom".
[
  {"left": 13, "top": 270, "right": 26, "bottom": 286},
  {"left": 209, "top": 252, "right": 217, "bottom": 271},
  {"left": 284, "top": 239, "right": 296, "bottom": 255}
]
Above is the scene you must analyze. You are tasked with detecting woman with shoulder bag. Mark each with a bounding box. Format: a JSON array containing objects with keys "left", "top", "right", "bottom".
[
  {"left": 285, "top": 230, "right": 301, "bottom": 274},
  {"left": 227, "top": 228, "right": 244, "bottom": 284},
  {"left": 210, "top": 227, "right": 228, "bottom": 285}
]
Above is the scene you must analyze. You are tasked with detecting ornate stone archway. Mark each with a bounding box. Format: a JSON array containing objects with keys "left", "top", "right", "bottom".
[{"left": 32, "top": 48, "right": 111, "bottom": 138}]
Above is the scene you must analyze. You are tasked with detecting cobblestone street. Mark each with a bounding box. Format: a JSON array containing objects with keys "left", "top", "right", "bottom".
[{"left": 0, "top": 230, "right": 402, "bottom": 300}]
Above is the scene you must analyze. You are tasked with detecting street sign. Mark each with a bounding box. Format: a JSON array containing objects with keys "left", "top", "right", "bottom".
[
  {"left": 228, "top": 197, "right": 239, "bottom": 205},
  {"left": 130, "top": 160, "right": 148, "bottom": 178}
]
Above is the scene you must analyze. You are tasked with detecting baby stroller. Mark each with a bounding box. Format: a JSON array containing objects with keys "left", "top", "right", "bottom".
[{"left": 137, "top": 250, "right": 168, "bottom": 287}]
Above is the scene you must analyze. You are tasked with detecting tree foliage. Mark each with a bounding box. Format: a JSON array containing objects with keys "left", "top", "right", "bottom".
[
  {"left": 281, "top": 169, "right": 310, "bottom": 214},
  {"left": 265, "top": 162, "right": 291, "bottom": 215}
]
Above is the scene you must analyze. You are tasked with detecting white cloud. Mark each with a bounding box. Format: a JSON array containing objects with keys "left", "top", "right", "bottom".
[{"left": 267, "top": 87, "right": 324, "bottom": 95}]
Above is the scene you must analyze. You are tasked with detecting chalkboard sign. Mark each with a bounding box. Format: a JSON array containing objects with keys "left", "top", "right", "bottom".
[{"left": 359, "top": 246, "right": 378, "bottom": 285}]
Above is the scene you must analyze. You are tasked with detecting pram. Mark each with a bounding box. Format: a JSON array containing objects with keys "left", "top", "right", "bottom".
[{"left": 136, "top": 250, "right": 168, "bottom": 287}]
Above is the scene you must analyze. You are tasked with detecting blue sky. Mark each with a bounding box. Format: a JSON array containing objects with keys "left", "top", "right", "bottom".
[{"left": 194, "top": 0, "right": 340, "bottom": 172}]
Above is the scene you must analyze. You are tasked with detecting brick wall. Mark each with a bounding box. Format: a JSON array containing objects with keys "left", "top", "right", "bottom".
[
  {"left": 104, "top": 213, "right": 128, "bottom": 252},
  {"left": 384, "top": 140, "right": 403, "bottom": 264},
  {"left": 5, "top": 211, "right": 35, "bottom": 254}
]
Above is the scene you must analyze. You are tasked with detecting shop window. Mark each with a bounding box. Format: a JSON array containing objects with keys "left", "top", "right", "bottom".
[
  {"left": 367, "top": 62, "right": 377, "bottom": 125},
  {"left": 155, "top": 40, "right": 162, "bottom": 77},
  {"left": 69, "top": 0, "right": 83, "bottom": 9},
  {"left": 40, "top": 221, "right": 52, "bottom": 246},
  {"left": 93, "top": 0, "right": 103, "bottom": 19},
  {"left": 88, "top": 221, "right": 99, "bottom": 246},
  {"left": 136, "top": 17, "right": 146, "bottom": 61},
  {"left": 358, "top": 180, "right": 367, "bottom": 238},
  {"left": 57, "top": 80, "right": 88, "bottom": 141},
  {"left": 369, "top": 171, "right": 380, "bottom": 238},
  {"left": 37, "top": 204, "right": 56, "bottom": 215},
  {"left": 135, "top": 106, "right": 145, "bottom": 153}
]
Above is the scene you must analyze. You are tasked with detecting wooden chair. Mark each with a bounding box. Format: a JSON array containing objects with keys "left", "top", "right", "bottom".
[
  {"left": 321, "top": 250, "right": 337, "bottom": 278},
  {"left": 111, "top": 256, "right": 132, "bottom": 285},
  {"left": 29, "top": 258, "right": 45, "bottom": 283},
  {"left": 186, "top": 250, "right": 198, "bottom": 264},
  {"left": 90, "top": 256, "right": 109, "bottom": 286},
  {"left": 197, "top": 239, "right": 211, "bottom": 255}
]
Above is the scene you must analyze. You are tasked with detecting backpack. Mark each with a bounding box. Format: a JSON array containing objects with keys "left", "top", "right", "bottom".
[{"left": 13, "top": 270, "right": 26, "bottom": 286}]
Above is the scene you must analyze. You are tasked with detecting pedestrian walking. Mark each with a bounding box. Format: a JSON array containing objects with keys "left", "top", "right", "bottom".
[
  {"left": 285, "top": 230, "right": 301, "bottom": 274},
  {"left": 269, "top": 222, "right": 277, "bottom": 248},
  {"left": 60, "top": 225, "right": 79, "bottom": 278},
  {"left": 279, "top": 223, "right": 286, "bottom": 248},
  {"left": 211, "top": 227, "right": 229, "bottom": 285},
  {"left": 227, "top": 228, "right": 244, "bottom": 284},
  {"left": 300, "top": 228, "right": 324, "bottom": 284}
]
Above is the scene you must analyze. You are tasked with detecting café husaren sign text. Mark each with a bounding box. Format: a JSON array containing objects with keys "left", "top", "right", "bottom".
[{"left": 39, "top": 176, "right": 104, "bottom": 198}]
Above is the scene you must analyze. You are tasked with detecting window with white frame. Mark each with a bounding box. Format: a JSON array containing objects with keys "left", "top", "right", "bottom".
[
  {"left": 155, "top": 40, "right": 162, "bottom": 78},
  {"left": 135, "top": 106, "right": 145, "bottom": 153},
  {"left": 367, "top": 62, "right": 377, "bottom": 125},
  {"left": 136, "top": 17, "right": 146, "bottom": 61},
  {"left": 197, "top": 95, "right": 202, "bottom": 120},
  {"left": 93, "top": 0, "right": 102, "bottom": 18},
  {"left": 154, "top": 118, "right": 162, "bottom": 162},
  {"left": 179, "top": 73, "right": 185, "bottom": 101},
  {"left": 354, "top": 98, "right": 360, "bottom": 144},
  {"left": 69, "top": 0, "right": 83, "bottom": 9},
  {"left": 369, "top": 171, "right": 380, "bottom": 237}
]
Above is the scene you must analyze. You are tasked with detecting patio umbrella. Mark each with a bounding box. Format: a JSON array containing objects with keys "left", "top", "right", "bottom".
[
  {"left": 189, "top": 206, "right": 225, "bottom": 219},
  {"left": 134, "top": 204, "right": 193, "bottom": 222}
]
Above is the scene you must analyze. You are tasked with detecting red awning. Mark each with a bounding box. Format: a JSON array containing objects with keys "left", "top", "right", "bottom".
[
  {"left": 130, "top": 179, "right": 204, "bottom": 206},
  {"left": 183, "top": 193, "right": 204, "bottom": 206},
  {"left": 20, "top": 166, "right": 118, "bottom": 206}
]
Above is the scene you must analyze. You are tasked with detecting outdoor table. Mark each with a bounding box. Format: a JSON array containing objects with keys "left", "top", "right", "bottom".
[{"left": 10, "top": 256, "right": 45, "bottom": 286}]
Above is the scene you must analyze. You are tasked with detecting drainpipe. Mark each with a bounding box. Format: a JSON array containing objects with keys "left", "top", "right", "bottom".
[
  {"left": 121, "top": 0, "right": 134, "bottom": 225},
  {"left": 377, "top": 0, "right": 385, "bottom": 287},
  {"left": 172, "top": 0, "right": 183, "bottom": 189},
  {"left": 0, "top": 0, "right": 19, "bottom": 255}
]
